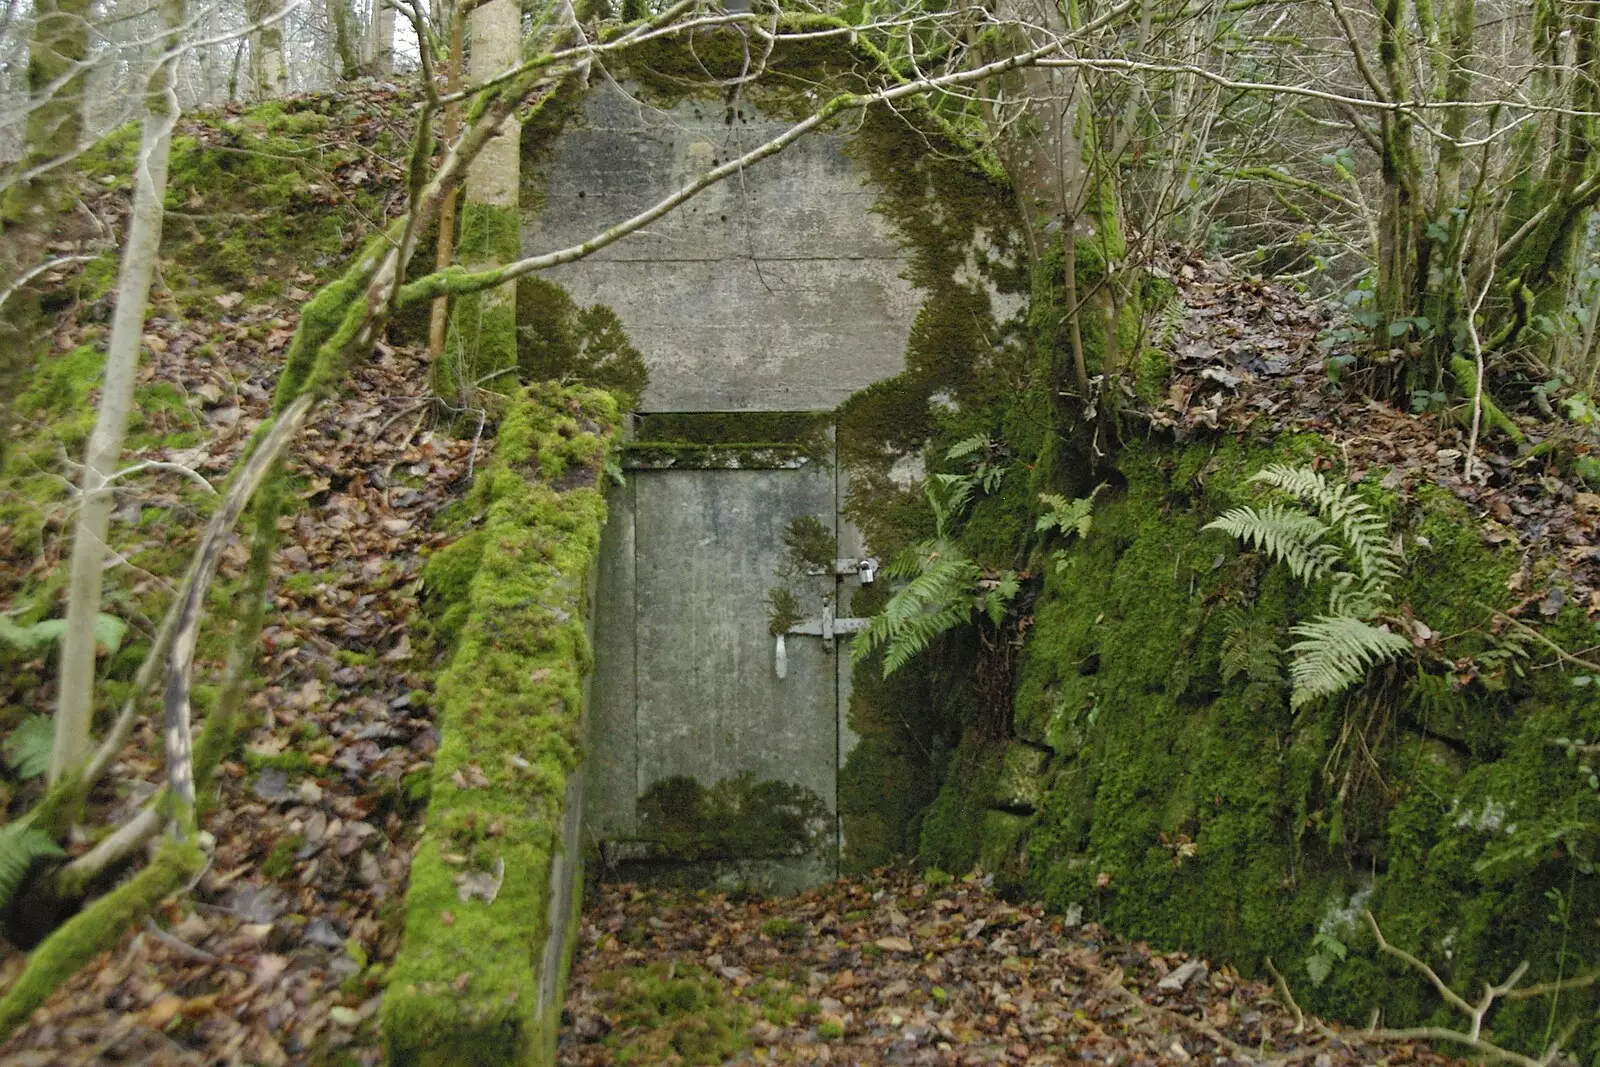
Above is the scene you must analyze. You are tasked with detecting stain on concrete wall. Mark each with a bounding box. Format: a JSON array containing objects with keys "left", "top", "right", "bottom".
[{"left": 523, "top": 79, "right": 921, "bottom": 412}]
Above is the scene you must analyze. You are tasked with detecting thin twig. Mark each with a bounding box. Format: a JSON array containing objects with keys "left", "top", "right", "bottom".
[
  {"left": 1264, "top": 957, "right": 1306, "bottom": 1033},
  {"left": 106, "top": 460, "right": 217, "bottom": 495},
  {"left": 1460, "top": 253, "right": 1496, "bottom": 483},
  {"left": 1363, "top": 1027, "right": 1543, "bottom": 1067},
  {"left": 141, "top": 916, "right": 219, "bottom": 964},
  {"left": 1482, "top": 606, "right": 1600, "bottom": 673},
  {"left": 0, "top": 254, "right": 97, "bottom": 311}
]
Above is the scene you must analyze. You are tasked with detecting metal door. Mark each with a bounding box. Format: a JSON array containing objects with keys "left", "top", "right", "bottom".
[{"left": 586, "top": 447, "right": 851, "bottom": 891}]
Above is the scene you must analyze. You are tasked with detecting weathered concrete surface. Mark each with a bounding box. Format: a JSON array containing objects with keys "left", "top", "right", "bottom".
[
  {"left": 589, "top": 461, "right": 844, "bottom": 891},
  {"left": 587, "top": 475, "right": 637, "bottom": 848},
  {"left": 523, "top": 79, "right": 920, "bottom": 412}
]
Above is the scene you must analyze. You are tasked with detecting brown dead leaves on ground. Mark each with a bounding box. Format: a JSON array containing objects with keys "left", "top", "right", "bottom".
[
  {"left": 0, "top": 337, "right": 474, "bottom": 1065},
  {"left": 1145, "top": 249, "right": 1600, "bottom": 623},
  {"left": 562, "top": 870, "right": 1458, "bottom": 1066},
  {"left": 0, "top": 89, "right": 478, "bottom": 1065}
]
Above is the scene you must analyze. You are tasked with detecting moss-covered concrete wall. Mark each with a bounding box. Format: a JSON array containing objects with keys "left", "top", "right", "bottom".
[
  {"left": 383, "top": 383, "right": 619, "bottom": 1067},
  {"left": 912, "top": 434, "right": 1600, "bottom": 1056}
]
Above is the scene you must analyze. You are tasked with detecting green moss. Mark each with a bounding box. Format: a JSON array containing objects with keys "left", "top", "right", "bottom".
[
  {"left": 590, "top": 962, "right": 751, "bottom": 1065},
  {"left": 782, "top": 516, "right": 835, "bottom": 572},
  {"left": 419, "top": 530, "right": 487, "bottom": 649},
  {"left": 383, "top": 383, "right": 620, "bottom": 1067},
  {"left": 122, "top": 96, "right": 408, "bottom": 300},
  {"left": 634, "top": 412, "right": 830, "bottom": 450},
  {"left": 839, "top": 630, "right": 973, "bottom": 872},
  {"left": 828, "top": 98, "right": 1039, "bottom": 872},
  {"left": 617, "top": 25, "right": 872, "bottom": 118},
  {"left": 12, "top": 344, "right": 101, "bottom": 450},
  {"left": 243, "top": 750, "right": 319, "bottom": 777},
  {"left": 262, "top": 834, "right": 305, "bottom": 878},
  {"left": 918, "top": 741, "right": 1005, "bottom": 875},
  {"left": 759, "top": 916, "right": 806, "bottom": 939},
  {"left": 0, "top": 838, "right": 205, "bottom": 1043},
  {"left": 515, "top": 278, "right": 648, "bottom": 410},
  {"left": 634, "top": 773, "right": 831, "bottom": 862},
  {"left": 910, "top": 434, "right": 1600, "bottom": 1055}
]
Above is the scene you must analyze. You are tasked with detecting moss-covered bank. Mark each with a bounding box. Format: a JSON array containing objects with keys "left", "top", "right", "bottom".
[
  {"left": 383, "top": 383, "right": 619, "bottom": 1067},
  {"left": 910, "top": 434, "right": 1600, "bottom": 1057}
]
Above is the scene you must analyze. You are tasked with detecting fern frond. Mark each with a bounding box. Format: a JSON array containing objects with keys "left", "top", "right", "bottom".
[
  {"left": 1217, "top": 607, "right": 1283, "bottom": 686},
  {"left": 1405, "top": 671, "right": 1468, "bottom": 722},
  {"left": 930, "top": 473, "right": 979, "bottom": 529},
  {"left": 0, "top": 822, "right": 63, "bottom": 912},
  {"left": 881, "top": 602, "right": 973, "bottom": 675},
  {"left": 982, "top": 572, "right": 1021, "bottom": 626},
  {"left": 946, "top": 434, "right": 993, "bottom": 461},
  {"left": 1153, "top": 294, "right": 1186, "bottom": 347},
  {"left": 1203, "top": 504, "right": 1341, "bottom": 584},
  {"left": 4, "top": 716, "right": 53, "bottom": 780},
  {"left": 1037, "top": 485, "right": 1106, "bottom": 541},
  {"left": 851, "top": 541, "right": 981, "bottom": 676},
  {"left": 1250, "top": 464, "right": 1399, "bottom": 591},
  {"left": 1286, "top": 615, "right": 1412, "bottom": 708},
  {"left": 1476, "top": 625, "right": 1536, "bottom": 680}
]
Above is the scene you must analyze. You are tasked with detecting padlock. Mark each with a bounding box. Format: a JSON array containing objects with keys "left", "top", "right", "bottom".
[{"left": 858, "top": 557, "right": 879, "bottom": 584}]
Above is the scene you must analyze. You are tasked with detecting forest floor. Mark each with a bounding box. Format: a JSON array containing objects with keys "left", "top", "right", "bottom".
[
  {"left": 559, "top": 869, "right": 1460, "bottom": 1066},
  {"left": 0, "top": 91, "right": 462, "bottom": 1065}
]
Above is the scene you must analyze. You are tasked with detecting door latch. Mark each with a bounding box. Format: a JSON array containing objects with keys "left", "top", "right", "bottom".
[{"left": 775, "top": 601, "right": 870, "bottom": 678}]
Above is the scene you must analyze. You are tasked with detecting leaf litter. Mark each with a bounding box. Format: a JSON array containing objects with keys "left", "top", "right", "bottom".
[
  {"left": 0, "top": 88, "right": 475, "bottom": 1066},
  {"left": 1143, "top": 248, "right": 1600, "bottom": 625},
  {"left": 562, "top": 869, "right": 1462, "bottom": 1065}
]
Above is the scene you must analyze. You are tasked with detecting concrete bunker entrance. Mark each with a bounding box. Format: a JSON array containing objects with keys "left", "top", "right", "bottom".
[
  {"left": 587, "top": 429, "right": 877, "bottom": 891},
  {"left": 522, "top": 77, "right": 929, "bottom": 889}
]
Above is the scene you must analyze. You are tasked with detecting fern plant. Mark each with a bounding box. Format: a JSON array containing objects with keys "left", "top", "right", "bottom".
[
  {"left": 0, "top": 823, "right": 64, "bottom": 912},
  {"left": 1037, "top": 485, "right": 1106, "bottom": 573},
  {"left": 1205, "top": 464, "right": 1412, "bottom": 708},
  {"left": 1152, "top": 293, "right": 1187, "bottom": 348},
  {"left": 4, "top": 716, "right": 53, "bottom": 781},
  {"left": 851, "top": 446, "right": 1019, "bottom": 678}
]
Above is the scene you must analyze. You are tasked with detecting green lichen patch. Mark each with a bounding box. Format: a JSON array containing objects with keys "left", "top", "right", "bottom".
[{"left": 383, "top": 383, "right": 620, "bottom": 1067}]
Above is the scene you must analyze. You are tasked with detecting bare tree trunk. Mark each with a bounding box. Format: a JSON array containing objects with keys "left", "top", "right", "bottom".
[
  {"left": 428, "top": 5, "right": 464, "bottom": 360},
  {"left": 3, "top": 0, "right": 92, "bottom": 220},
  {"left": 368, "top": 0, "right": 395, "bottom": 76},
  {"left": 193, "top": 1, "right": 220, "bottom": 104},
  {"left": 51, "top": 0, "right": 186, "bottom": 786},
  {"left": 438, "top": 0, "right": 522, "bottom": 403},
  {"left": 246, "top": 0, "right": 288, "bottom": 98},
  {"left": 327, "top": 0, "right": 361, "bottom": 81}
]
